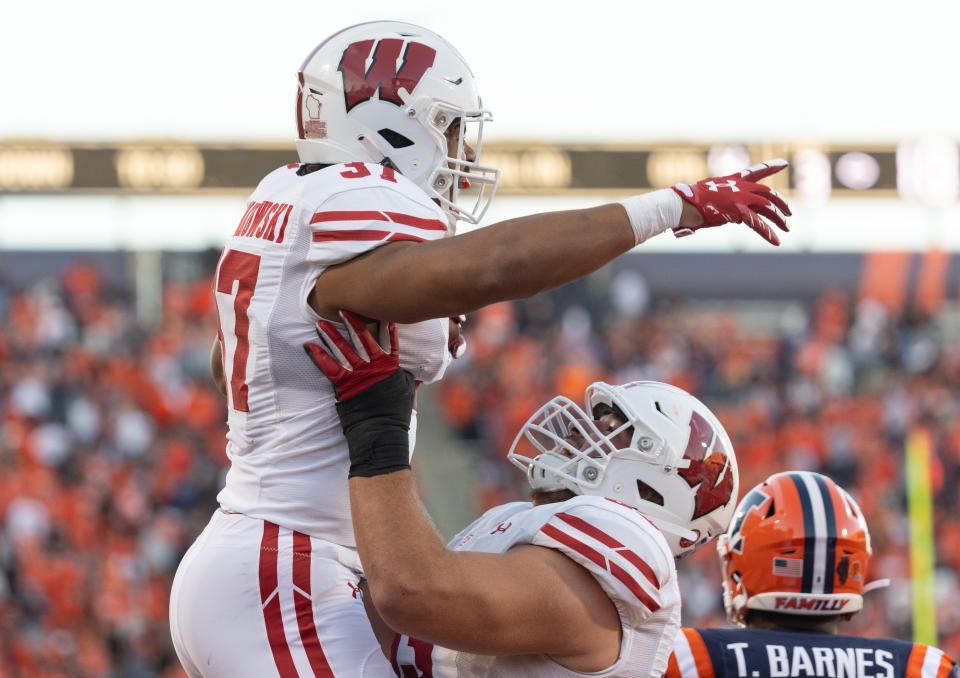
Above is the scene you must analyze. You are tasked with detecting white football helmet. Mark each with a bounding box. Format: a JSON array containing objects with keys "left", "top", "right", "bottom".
[
  {"left": 296, "top": 21, "right": 499, "bottom": 226},
  {"left": 508, "top": 381, "right": 740, "bottom": 558}
]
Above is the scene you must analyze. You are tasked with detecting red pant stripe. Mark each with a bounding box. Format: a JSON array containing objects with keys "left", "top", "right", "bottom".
[
  {"left": 292, "top": 531, "right": 334, "bottom": 677},
  {"left": 259, "top": 522, "right": 300, "bottom": 678}
]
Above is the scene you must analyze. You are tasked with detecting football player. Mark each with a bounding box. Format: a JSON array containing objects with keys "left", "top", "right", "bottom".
[
  {"left": 304, "top": 311, "right": 740, "bottom": 676},
  {"left": 170, "top": 19, "right": 789, "bottom": 678},
  {"left": 665, "top": 471, "right": 958, "bottom": 678}
]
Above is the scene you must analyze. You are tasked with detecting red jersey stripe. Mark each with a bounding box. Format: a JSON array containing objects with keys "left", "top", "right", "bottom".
[
  {"left": 541, "top": 522, "right": 658, "bottom": 612},
  {"left": 616, "top": 549, "right": 660, "bottom": 590},
  {"left": 384, "top": 212, "right": 447, "bottom": 231},
  {"left": 556, "top": 512, "right": 660, "bottom": 589},
  {"left": 312, "top": 229, "right": 390, "bottom": 243},
  {"left": 608, "top": 561, "right": 659, "bottom": 612},
  {"left": 540, "top": 523, "right": 607, "bottom": 569},
  {"left": 259, "top": 522, "right": 300, "bottom": 678},
  {"left": 292, "top": 532, "right": 334, "bottom": 677},
  {"left": 557, "top": 513, "right": 622, "bottom": 548},
  {"left": 387, "top": 233, "right": 427, "bottom": 243},
  {"left": 390, "top": 635, "right": 434, "bottom": 678},
  {"left": 310, "top": 210, "right": 388, "bottom": 224},
  {"left": 389, "top": 634, "right": 405, "bottom": 677},
  {"left": 310, "top": 210, "right": 444, "bottom": 232}
]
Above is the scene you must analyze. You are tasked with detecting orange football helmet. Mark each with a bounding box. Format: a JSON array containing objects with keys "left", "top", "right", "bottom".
[{"left": 718, "top": 471, "right": 872, "bottom": 625}]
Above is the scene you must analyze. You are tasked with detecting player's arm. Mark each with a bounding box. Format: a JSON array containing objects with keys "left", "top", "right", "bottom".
[
  {"left": 210, "top": 337, "right": 226, "bottom": 396},
  {"left": 352, "top": 471, "right": 621, "bottom": 670},
  {"left": 303, "top": 314, "right": 620, "bottom": 670},
  {"left": 310, "top": 160, "right": 790, "bottom": 323}
]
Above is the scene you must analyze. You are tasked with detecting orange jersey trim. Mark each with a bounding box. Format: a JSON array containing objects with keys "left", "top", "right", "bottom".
[
  {"left": 906, "top": 643, "right": 958, "bottom": 678},
  {"left": 667, "top": 629, "right": 715, "bottom": 678},
  {"left": 936, "top": 651, "right": 957, "bottom": 678}
]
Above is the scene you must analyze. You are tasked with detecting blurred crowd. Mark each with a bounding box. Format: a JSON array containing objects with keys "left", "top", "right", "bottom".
[
  {"left": 1, "top": 257, "right": 959, "bottom": 676},
  {"left": 0, "top": 262, "right": 221, "bottom": 677}
]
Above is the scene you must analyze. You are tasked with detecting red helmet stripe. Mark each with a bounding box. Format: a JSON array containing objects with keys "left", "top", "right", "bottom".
[{"left": 296, "top": 72, "right": 305, "bottom": 139}]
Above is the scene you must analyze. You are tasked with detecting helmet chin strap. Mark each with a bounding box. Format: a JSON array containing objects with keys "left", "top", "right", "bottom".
[
  {"left": 636, "top": 513, "right": 699, "bottom": 547},
  {"left": 356, "top": 135, "right": 399, "bottom": 173}
]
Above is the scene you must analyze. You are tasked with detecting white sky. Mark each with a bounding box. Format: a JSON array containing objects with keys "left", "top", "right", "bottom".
[
  {"left": 1, "top": 1, "right": 959, "bottom": 252},
  {"left": 3, "top": 0, "right": 958, "bottom": 143}
]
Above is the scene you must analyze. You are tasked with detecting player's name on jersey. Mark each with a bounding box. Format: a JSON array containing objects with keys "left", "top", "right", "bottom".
[
  {"left": 726, "top": 641, "right": 896, "bottom": 678},
  {"left": 231, "top": 200, "right": 295, "bottom": 244}
]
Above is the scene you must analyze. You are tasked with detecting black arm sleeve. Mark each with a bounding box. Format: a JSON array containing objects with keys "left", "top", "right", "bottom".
[{"left": 336, "top": 369, "right": 415, "bottom": 478}]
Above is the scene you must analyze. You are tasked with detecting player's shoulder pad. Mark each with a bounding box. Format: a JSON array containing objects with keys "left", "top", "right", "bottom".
[
  {"left": 447, "top": 501, "right": 531, "bottom": 550},
  {"left": 302, "top": 162, "right": 433, "bottom": 203},
  {"left": 531, "top": 495, "right": 674, "bottom": 621},
  {"left": 304, "top": 162, "right": 447, "bottom": 231}
]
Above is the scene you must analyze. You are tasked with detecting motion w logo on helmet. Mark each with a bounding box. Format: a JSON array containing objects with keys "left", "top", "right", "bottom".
[
  {"left": 678, "top": 411, "right": 735, "bottom": 519},
  {"left": 338, "top": 39, "right": 437, "bottom": 112}
]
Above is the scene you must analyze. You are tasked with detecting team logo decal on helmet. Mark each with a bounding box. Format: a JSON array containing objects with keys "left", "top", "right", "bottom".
[
  {"left": 678, "top": 411, "right": 736, "bottom": 520},
  {"left": 338, "top": 39, "right": 437, "bottom": 112},
  {"left": 507, "top": 380, "right": 739, "bottom": 559}
]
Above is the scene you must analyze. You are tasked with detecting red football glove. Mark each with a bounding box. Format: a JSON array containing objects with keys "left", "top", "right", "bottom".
[
  {"left": 304, "top": 310, "right": 399, "bottom": 401},
  {"left": 672, "top": 158, "right": 792, "bottom": 246}
]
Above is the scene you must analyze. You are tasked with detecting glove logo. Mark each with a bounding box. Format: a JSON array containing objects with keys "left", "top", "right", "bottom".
[
  {"left": 678, "top": 411, "right": 735, "bottom": 520},
  {"left": 704, "top": 179, "right": 739, "bottom": 193},
  {"left": 338, "top": 39, "right": 437, "bottom": 112}
]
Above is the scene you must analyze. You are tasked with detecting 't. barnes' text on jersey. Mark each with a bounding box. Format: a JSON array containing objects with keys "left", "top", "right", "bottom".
[{"left": 667, "top": 627, "right": 958, "bottom": 678}]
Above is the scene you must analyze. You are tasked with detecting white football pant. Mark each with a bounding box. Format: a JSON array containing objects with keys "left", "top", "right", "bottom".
[{"left": 170, "top": 510, "right": 392, "bottom": 677}]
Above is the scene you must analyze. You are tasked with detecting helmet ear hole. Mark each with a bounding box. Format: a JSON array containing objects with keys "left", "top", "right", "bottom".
[
  {"left": 378, "top": 128, "right": 415, "bottom": 149},
  {"left": 765, "top": 499, "right": 776, "bottom": 519},
  {"left": 636, "top": 480, "right": 665, "bottom": 506}
]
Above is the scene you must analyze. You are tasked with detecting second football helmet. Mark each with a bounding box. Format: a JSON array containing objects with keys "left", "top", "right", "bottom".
[
  {"left": 718, "top": 471, "right": 873, "bottom": 625},
  {"left": 296, "top": 21, "right": 499, "bottom": 225},
  {"left": 507, "top": 381, "right": 739, "bottom": 558}
]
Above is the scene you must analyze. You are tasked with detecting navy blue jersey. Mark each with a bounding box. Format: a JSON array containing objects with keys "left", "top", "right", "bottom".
[{"left": 665, "top": 627, "right": 958, "bottom": 678}]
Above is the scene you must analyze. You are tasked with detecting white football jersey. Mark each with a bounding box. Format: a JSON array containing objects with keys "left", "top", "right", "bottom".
[
  {"left": 391, "top": 495, "right": 682, "bottom": 677},
  {"left": 214, "top": 161, "right": 452, "bottom": 547}
]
